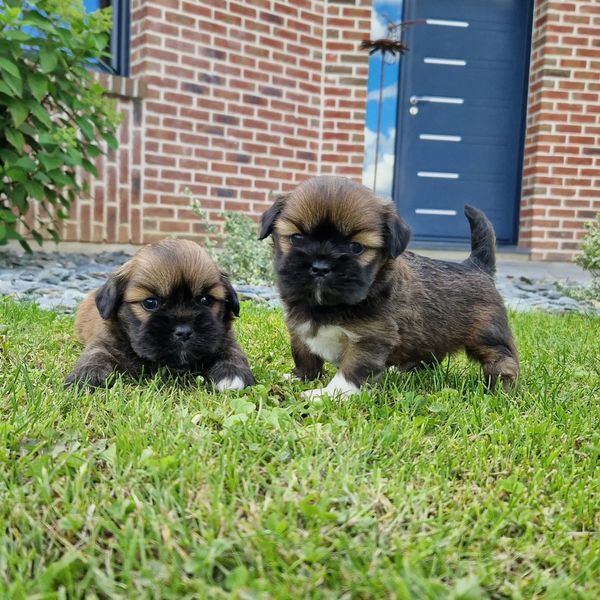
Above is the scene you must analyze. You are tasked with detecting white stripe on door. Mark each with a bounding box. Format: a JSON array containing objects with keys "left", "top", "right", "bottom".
[
  {"left": 417, "top": 171, "right": 460, "bottom": 179},
  {"left": 419, "top": 134, "right": 462, "bottom": 142},
  {"left": 426, "top": 19, "right": 469, "bottom": 28},
  {"left": 415, "top": 209, "right": 458, "bottom": 216},
  {"left": 424, "top": 58, "right": 467, "bottom": 66}
]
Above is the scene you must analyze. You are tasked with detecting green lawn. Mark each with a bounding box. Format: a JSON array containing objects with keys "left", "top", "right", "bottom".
[{"left": 0, "top": 298, "right": 599, "bottom": 599}]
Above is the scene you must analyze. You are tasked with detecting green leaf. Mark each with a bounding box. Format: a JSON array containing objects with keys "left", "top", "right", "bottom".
[
  {"left": 0, "top": 57, "right": 21, "bottom": 79},
  {"left": 27, "top": 102, "right": 53, "bottom": 128},
  {"left": 76, "top": 117, "right": 95, "bottom": 141},
  {"left": 0, "top": 221, "right": 7, "bottom": 242},
  {"left": 38, "top": 153, "right": 63, "bottom": 171},
  {"left": 27, "top": 73, "right": 48, "bottom": 101},
  {"left": 47, "top": 228, "right": 60, "bottom": 243},
  {"left": 103, "top": 132, "right": 119, "bottom": 150},
  {"left": 47, "top": 170, "right": 74, "bottom": 187},
  {"left": 0, "top": 149, "right": 19, "bottom": 164},
  {"left": 60, "top": 150, "right": 81, "bottom": 167},
  {"left": 0, "top": 209, "right": 17, "bottom": 224},
  {"left": 8, "top": 102, "right": 28, "bottom": 128},
  {"left": 0, "top": 80, "right": 13, "bottom": 95},
  {"left": 14, "top": 157, "right": 37, "bottom": 171},
  {"left": 81, "top": 159, "right": 98, "bottom": 176},
  {"left": 31, "top": 230, "right": 43, "bottom": 246},
  {"left": 22, "top": 11, "right": 52, "bottom": 30},
  {"left": 5, "top": 167, "right": 28, "bottom": 183},
  {"left": 4, "top": 30, "right": 33, "bottom": 42},
  {"left": 39, "top": 48, "right": 58, "bottom": 73},
  {"left": 5, "top": 129, "right": 25, "bottom": 153},
  {"left": 84, "top": 144, "right": 102, "bottom": 158},
  {"left": 2, "top": 71, "right": 23, "bottom": 97},
  {"left": 18, "top": 122, "right": 36, "bottom": 138},
  {"left": 38, "top": 132, "right": 59, "bottom": 149},
  {"left": 10, "top": 188, "right": 27, "bottom": 212},
  {"left": 25, "top": 179, "right": 45, "bottom": 202}
]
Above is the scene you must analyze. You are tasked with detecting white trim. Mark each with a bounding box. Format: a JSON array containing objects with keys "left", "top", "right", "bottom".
[
  {"left": 424, "top": 58, "right": 467, "bottom": 66},
  {"left": 415, "top": 209, "right": 458, "bottom": 216},
  {"left": 419, "top": 134, "right": 462, "bottom": 142},
  {"left": 426, "top": 19, "right": 469, "bottom": 28},
  {"left": 417, "top": 171, "right": 460, "bottom": 179}
]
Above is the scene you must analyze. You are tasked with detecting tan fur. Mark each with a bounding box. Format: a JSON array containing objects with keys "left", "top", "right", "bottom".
[{"left": 74, "top": 291, "right": 107, "bottom": 345}]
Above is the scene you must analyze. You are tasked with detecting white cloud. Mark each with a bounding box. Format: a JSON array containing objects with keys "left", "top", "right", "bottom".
[
  {"left": 367, "top": 82, "right": 398, "bottom": 103},
  {"left": 363, "top": 127, "right": 396, "bottom": 198},
  {"left": 371, "top": 9, "right": 387, "bottom": 39}
]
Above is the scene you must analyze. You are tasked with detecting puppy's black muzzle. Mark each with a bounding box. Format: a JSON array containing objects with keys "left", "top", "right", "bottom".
[{"left": 310, "top": 260, "right": 331, "bottom": 277}]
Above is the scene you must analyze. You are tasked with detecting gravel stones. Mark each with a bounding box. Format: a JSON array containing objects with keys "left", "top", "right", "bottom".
[{"left": 0, "top": 250, "right": 598, "bottom": 315}]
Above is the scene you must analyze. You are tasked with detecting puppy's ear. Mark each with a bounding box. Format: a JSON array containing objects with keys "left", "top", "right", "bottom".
[
  {"left": 258, "top": 193, "right": 288, "bottom": 240},
  {"left": 384, "top": 207, "right": 411, "bottom": 258},
  {"left": 220, "top": 272, "right": 240, "bottom": 321},
  {"left": 95, "top": 265, "right": 129, "bottom": 320}
]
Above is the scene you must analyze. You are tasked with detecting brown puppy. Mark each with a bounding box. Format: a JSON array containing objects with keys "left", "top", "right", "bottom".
[
  {"left": 259, "top": 176, "right": 518, "bottom": 399},
  {"left": 66, "top": 239, "right": 255, "bottom": 390}
]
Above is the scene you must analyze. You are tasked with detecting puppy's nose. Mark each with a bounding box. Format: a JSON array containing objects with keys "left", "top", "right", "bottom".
[
  {"left": 310, "top": 260, "right": 331, "bottom": 277},
  {"left": 173, "top": 324, "right": 193, "bottom": 341}
]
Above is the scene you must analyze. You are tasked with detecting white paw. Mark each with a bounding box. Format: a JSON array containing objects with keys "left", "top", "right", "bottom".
[
  {"left": 301, "top": 373, "right": 359, "bottom": 401},
  {"left": 281, "top": 373, "right": 300, "bottom": 382},
  {"left": 215, "top": 376, "right": 246, "bottom": 391}
]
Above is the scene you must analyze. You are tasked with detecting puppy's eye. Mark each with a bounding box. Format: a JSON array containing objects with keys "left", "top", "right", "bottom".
[
  {"left": 290, "top": 233, "right": 305, "bottom": 245},
  {"left": 350, "top": 242, "right": 364, "bottom": 255},
  {"left": 198, "top": 295, "right": 212, "bottom": 306},
  {"left": 141, "top": 297, "right": 160, "bottom": 312}
]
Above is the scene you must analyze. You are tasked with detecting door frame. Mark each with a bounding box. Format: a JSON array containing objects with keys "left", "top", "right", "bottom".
[{"left": 391, "top": 0, "right": 535, "bottom": 246}]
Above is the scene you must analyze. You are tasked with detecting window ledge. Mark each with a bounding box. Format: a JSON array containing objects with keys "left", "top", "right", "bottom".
[{"left": 93, "top": 72, "right": 148, "bottom": 99}]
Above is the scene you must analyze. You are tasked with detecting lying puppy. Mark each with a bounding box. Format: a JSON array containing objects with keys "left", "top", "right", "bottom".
[
  {"left": 259, "top": 176, "right": 518, "bottom": 399},
  {"left": 65, "top": 239, "right": 255, "bottom": 391}
]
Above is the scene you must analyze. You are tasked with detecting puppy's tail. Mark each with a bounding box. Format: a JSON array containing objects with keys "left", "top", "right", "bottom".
[{"left": 464, "top": 204, "right": 496, "bottom": 276}]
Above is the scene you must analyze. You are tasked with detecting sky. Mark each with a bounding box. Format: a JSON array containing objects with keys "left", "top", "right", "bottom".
[
  {"left": 83, "top": 0, "right": 101, "bottom": 11},
  {"left": 363, "top": 0, "right": 403, "bottom": 198}
]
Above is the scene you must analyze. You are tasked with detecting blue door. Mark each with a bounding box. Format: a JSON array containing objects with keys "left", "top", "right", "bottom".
[{"left": 393, "top": 0, "right": 533, "bottom": 244}]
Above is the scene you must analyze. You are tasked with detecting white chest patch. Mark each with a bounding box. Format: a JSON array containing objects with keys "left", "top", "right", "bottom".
[{"left": 299, "top": 323, "right": 357, "bottom": 365}]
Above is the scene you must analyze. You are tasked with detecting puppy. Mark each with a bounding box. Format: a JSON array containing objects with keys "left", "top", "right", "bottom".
[
  {"left": 259, "top": 176, "right": 518, "bottom": 399},
  {"left": 65, "top": 239, "right": 255, "bottom": 391}
]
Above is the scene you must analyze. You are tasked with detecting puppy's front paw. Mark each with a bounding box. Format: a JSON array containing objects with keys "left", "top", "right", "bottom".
[
  {"left": 212, "top": 366, "right": 255, "bottom": 392},
  {"left": 65, "top": 365, "right": 114, "bottom": 389},
  {"left": 282, "top": 372, "right": 300, "bottom": 382},
  {"left": 215, "top": 375, "right": 246, "bottom": 391},
  {"left": 301, "top": 373, "right": 360, "bottom": 401}
]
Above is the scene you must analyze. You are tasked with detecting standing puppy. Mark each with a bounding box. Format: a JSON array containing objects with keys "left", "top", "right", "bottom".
[
  {"left": 66, "top": 239, "right": 255, "bottom": 391},
  {"left": 259, "top": 176, "right": 518, "bottom": 399}
]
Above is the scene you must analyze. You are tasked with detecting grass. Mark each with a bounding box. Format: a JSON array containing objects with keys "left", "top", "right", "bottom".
[{"left": 0, "top": 298, "right": 599, "bottom": 599}]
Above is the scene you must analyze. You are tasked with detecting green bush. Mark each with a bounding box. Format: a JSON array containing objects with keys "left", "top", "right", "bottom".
[
  {"left": 0, "top": 0, "right": 121, "bottom": 250},
  {"left": 576, "top": 213, "right": 600, "bottom": 280},
  {"left": 189, "top": 192, "right": 275, "bottom": 285}
]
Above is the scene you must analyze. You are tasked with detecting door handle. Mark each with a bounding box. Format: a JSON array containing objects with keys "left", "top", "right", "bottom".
[
  {"left": 410, "top": 95, "right": 436, "bottom": 105},
  {"left": 410, "top": 95, "right": 464, "bottom": 105}
]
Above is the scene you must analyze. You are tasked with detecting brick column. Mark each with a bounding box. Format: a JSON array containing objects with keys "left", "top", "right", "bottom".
[{"left": 520, "top": 0, "right": 600, "bottom": 261}]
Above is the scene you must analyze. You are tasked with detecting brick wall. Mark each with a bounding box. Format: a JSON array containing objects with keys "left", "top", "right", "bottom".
[
  {"left": 64, "top": 0, "right": 371, "bottom": 245},
  {"left": 520, "top": 0, "right": 600, "bottom": 261}
]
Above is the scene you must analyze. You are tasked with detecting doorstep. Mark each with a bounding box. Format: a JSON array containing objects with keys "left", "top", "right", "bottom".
[{"left": 409, "top": 243, "right": 530, "bottom": 263}]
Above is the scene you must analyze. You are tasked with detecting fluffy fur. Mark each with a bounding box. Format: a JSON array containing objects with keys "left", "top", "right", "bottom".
[
  {"left": 66, "top": 239, "right": 255, "bottom": 390},
  {"left": 259, "top": 176, "right": 519, "bottom": 397}
]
